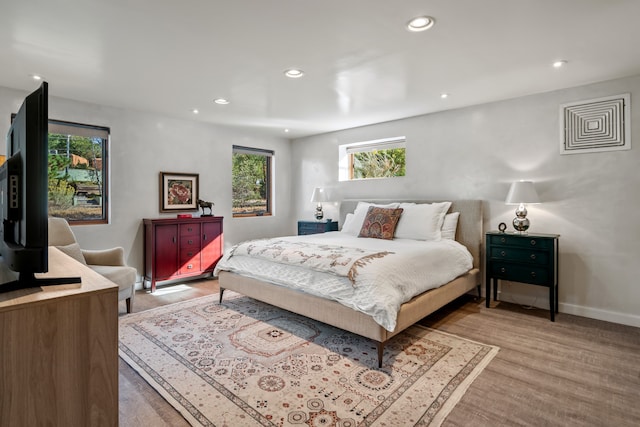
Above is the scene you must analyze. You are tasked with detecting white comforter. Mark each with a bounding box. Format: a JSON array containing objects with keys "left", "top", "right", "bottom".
[{"left": 214, "top": 232, "right": 473, "bottom": 331}]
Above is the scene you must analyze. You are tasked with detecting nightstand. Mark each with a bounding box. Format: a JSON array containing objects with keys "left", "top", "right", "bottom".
[
  {"left": 297, "top": 220, "right": 339, "bottom": 235},
  {"left": 485, "top": 231, "right": 559, "bottom": 321}
]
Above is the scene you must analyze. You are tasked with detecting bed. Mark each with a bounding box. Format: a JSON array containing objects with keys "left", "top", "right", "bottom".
[{"left": 216, "top": 199, "right": 483, "bottom": 367}]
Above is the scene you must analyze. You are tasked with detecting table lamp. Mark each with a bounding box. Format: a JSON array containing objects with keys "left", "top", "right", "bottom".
[
  {"left": 505, "top": 180, "right": 540, "bottom": 233},
  {"left": 310, "top": 187, "right": 327, "bottom": 220}
]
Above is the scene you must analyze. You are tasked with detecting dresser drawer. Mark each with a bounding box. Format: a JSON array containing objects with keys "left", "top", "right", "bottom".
[
  {"left": 180, "top": 223, "right": 201, "bottom": 237},
  {"left": 490, "top": 262, "right": 551, "bottom": 285},
  {"left": 489, "top": 247, "right": 550, "bottom": 265},
  {"left": 488, "top": 234, "right": 553, "bottom": 250}
]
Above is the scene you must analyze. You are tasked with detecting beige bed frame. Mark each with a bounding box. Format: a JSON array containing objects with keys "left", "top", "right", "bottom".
[{"left": 218, "top": 199, "right": 483, "bottom": 367}]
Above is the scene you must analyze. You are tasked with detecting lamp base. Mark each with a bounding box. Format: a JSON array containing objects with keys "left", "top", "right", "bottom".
[
  {"left": 315, "top": 204, "right": 324, "bottom": 221},
  {"left": 512, "top": 203, "right": 529, "bottom": 233},
  {"left": 512, "top": 217, "right": 530, "bottom": 233}
]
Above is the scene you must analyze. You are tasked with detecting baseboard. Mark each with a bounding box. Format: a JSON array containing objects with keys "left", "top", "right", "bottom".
[
  {"left": 497, "top": 288, "right": 640, "bottom": 328},
  {"left": 559, "top": 302, "right": 640, "bottom": 328}
]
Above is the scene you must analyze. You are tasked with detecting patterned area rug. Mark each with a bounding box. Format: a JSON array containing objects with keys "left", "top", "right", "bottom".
[{"left": 119, "top": 292, "right": 498, "bottom": 426}]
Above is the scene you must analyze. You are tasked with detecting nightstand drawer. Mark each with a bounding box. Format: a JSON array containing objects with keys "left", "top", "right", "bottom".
[
  {"left": 488, "top": 234, "right": 553, "bottom": 250},
  {"left": 489, "top": 247, "right": 550, "bottom": 265},
  {"left": 298, "top": 220, "right": 338, "bottom": 235},
  {"left": 490, "top": 262, "right": 550, "bottom": 285}
]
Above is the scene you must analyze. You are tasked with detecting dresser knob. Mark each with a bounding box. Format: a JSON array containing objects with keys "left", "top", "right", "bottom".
[
  {"left": 501, "top": 237, "right": 506, "bottom": 243},
  {"left": 500, "top": 267, "right": 506, "bottom": 273},
  {"left": 501, "top": 251, "right": 506, "bottom": 257},
  {"left": 530, "top": 254, "right": 536, "bottom": 260},
  {"left": 187, "top": 264, "right": 193, "bottom": 269},
  {"left": 530, "top": 240, "right": 537, "bottom": 246},
  {"left": 530, "top": 271, "right": 536, "bottom": 278},
  {"left": 188, "top": 239, "right": 193, "bottom": 244}
]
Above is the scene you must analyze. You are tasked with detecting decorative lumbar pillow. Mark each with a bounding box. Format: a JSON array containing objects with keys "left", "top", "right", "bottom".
[
  {"left": 55, "top": 243, "right": 87, "bottom": 265},
  {"left": 441, "top": 212, "right": 460, "bottom": 240},
  {"left": 358, "top": 206, "right": 404, "bottom": 240},
  {"left": 342, "top": 202, "right": 401, "bottom": 235},
  {"left": 394, "top": 201, "right": 452, "bottom": 240}
]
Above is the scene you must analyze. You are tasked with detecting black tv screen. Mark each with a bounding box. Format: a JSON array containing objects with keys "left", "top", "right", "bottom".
[{"left": 0, "top": 82, "right": 80, "bottom": 292}]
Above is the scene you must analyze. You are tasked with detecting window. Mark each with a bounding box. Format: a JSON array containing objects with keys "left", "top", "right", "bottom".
[
  {"left": 232, "top": 146, "right": 273, "bottom": 217},
  {"left": 339, "top": 137, "right": 406, "bottom": 181},
  {"left": 48, "top": 120, "right": 109, "bottom": 224}
]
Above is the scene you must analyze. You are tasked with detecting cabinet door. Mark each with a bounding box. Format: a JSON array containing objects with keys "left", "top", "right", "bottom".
[
  {"left": 155, "top": 224, "right": 179, "bottom": 280},
  {"left": 201, "top": 221, "right": 222, "bottom": 271}
]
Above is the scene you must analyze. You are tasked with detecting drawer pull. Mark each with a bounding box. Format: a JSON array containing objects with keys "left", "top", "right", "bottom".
[
  {"left": 530, "top": 271, "right": 536, "bottom": 278},
  {"left": 172, "top": 236, "right": 176, "bottom": 244},
  {"left": 501, "top": 237, "right": 506, "bottom": 243},
  {"left": 500, "top": 267, "right": 506, "bottom": 273},
  {"left": 530, "top": 254, "right": 536, "bottom": 260},
  {"left": 187, "top": 264, "right": 193, "bottom": 269},
  {"left": 530, "top": 239, "right": 537, "bottom": 246},
  {"left": 188, "top": 239, "right": 193, "bottom": 244},
  {"left": 501, "top": 251, "right": 506, "bottom": 257},
  {"left": 188, "top": 227, "right": 193, "bottom": 232}
]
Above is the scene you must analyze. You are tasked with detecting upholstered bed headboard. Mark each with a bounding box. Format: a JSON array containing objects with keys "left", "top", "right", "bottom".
[{"left": 339, "top": 199, "right": 484, "bottom": 270}]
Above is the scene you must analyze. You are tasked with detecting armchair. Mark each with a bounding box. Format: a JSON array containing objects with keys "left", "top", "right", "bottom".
[{"left": 47, "top": 217, "right": 136, "bottom": 313}]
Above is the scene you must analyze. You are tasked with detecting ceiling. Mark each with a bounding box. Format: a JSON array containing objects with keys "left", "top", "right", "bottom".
[{"left": 2, "top": 0, "right": 640, "bottom": 139}]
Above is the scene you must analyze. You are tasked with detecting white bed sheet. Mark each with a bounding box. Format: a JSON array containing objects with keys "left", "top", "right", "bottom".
[{"left": 214, "top": 232, "right": 473, "bottom": 331}]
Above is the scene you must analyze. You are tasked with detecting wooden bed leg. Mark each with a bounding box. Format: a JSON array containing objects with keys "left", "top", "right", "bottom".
[
  {"left": 219, "top": 288, "right": 225, "bottom": 304},
  {"left": 476, "top": 284, "right": 481, "bottom": 300},
  {"left": 377, "top": 341, "right": 385, "bottom": 368}
]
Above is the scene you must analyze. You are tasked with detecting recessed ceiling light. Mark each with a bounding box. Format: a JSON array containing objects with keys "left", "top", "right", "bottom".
[
  {"left": 407, "top": 16, "right": 435, "bottom": 32},
  {"left": 191, "top": 109, "right": 199, "bottom": 114},
  {"left": 284, "top": 69, "right": 304, "bottom": 78},
  {"left": 214, "top": 98, "right": 230, "bottom": 105},
  {"left": 553, "top": 60, "right": 568, "bottom": 68},
  {"left": 284, "top": 129, "right": 290, "bottom": 133},
  {"left": 440, "top": 93, "right": 449, "bottom": 99}
]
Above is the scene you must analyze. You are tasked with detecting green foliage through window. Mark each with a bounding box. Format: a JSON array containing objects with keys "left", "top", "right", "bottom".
[
  {"left": 232, "top": 146, "right": 273, "bottom": 216},
  {"left": 351, "top": 148, "right": 406, "bottom": 179},
  {"left": 48, "top": 121, "right": 108, "bottom": 223}
]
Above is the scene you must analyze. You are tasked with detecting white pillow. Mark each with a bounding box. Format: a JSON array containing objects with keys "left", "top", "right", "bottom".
[
  {"left": 394, "top": 202, "right": 452, "bottom": 240},
  {"left": 341, "top": 213, "right": 356, "bottom": 233},
  {"left": 441, "top": 212, "right": 460, "bottom": 240},
  {"left": 341, "top": 202, "right": 400, "bottom": 235}
]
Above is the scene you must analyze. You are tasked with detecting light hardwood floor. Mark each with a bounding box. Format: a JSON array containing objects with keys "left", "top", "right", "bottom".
[{"left": 118, "top": 279, "right": 640, "bottom": 426}]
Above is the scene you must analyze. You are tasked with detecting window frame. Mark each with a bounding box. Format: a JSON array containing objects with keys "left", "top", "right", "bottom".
[
  {"left": 47, "top": 119, "right": 109, "bottom": 225},
  {"left": 232, "top": 145, "right": 273, "bottom": 218}
]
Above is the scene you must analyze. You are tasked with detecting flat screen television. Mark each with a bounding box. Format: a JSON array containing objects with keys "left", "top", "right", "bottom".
[{"left": 0, "top": 82, "right": 80, "bottom": 293}]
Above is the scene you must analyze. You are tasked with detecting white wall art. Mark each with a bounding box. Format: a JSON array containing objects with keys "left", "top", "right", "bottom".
[{"left": 560, "top": 93, "right": 631, "bottom": 154}]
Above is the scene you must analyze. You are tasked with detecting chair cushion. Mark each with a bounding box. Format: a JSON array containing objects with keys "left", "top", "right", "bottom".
[
  {"left": 89, "top": 265, "right": 136, "bottom": 292},
  {"left": 55, "top": 243, "right": 88, "bottom": 265}
]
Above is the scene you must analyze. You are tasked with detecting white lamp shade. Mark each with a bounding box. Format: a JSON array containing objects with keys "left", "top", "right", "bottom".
[
  {"left": 310, "top": 187, "right": 327, "bottom": 203},
  {"left": 505, "top": 181, "right": 540, "bottom": 204}
]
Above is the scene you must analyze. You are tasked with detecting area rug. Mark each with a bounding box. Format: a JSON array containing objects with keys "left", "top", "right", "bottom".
[{"left": 119, "top": 292, "right": 498, "bottom": 426}]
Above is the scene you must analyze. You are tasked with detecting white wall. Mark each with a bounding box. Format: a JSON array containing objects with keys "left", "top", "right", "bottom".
[
  {"left": 0, "top": 85, "right": 294, "bottom": 285},
  {"left": 290, "top": 74, "right": 640, "bottom": 328}
]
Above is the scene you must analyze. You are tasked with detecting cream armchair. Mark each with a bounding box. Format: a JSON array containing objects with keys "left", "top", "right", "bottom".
[{"left": 48, "top": 217, "right": 136, "bottom": 313}]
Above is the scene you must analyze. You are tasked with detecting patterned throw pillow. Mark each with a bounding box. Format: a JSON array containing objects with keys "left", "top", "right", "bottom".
[{"left": 358, "top": 206, "right": 404, "bottom": 240}]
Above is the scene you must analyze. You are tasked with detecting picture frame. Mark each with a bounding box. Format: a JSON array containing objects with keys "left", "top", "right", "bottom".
[{"left": 159, "top": 172, "right": 199, "bottom": 212}]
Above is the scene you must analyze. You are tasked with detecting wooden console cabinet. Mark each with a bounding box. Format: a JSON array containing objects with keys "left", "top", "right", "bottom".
[
  {"left": 143, "top": 216, "right": 223, "bottom": 292},
  {"left": 0, "top": 247, "right": 119, "bottom": 426}
]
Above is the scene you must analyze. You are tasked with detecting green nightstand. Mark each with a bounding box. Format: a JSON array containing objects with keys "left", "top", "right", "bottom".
[
  {"left": 485, "top": 231, "right": 560, "bottom": 321},
  {"left": 297, "top": 220, "right": 339, "bottom": 235}
]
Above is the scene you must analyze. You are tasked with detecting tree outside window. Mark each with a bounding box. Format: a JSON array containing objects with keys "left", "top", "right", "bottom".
[
  {"left": 232, "top": 146, "right": 273, "bottom": 217},
  {"left": 48, "top": 120, "right": 108, "bottom": 224},
  {"left": 342, "top": 137, "right": 406, "bottom": 180}
]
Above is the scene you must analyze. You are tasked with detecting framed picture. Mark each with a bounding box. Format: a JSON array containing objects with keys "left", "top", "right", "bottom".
[{"left": 159, "top": 172, "right": 199, "bottom": 212}]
